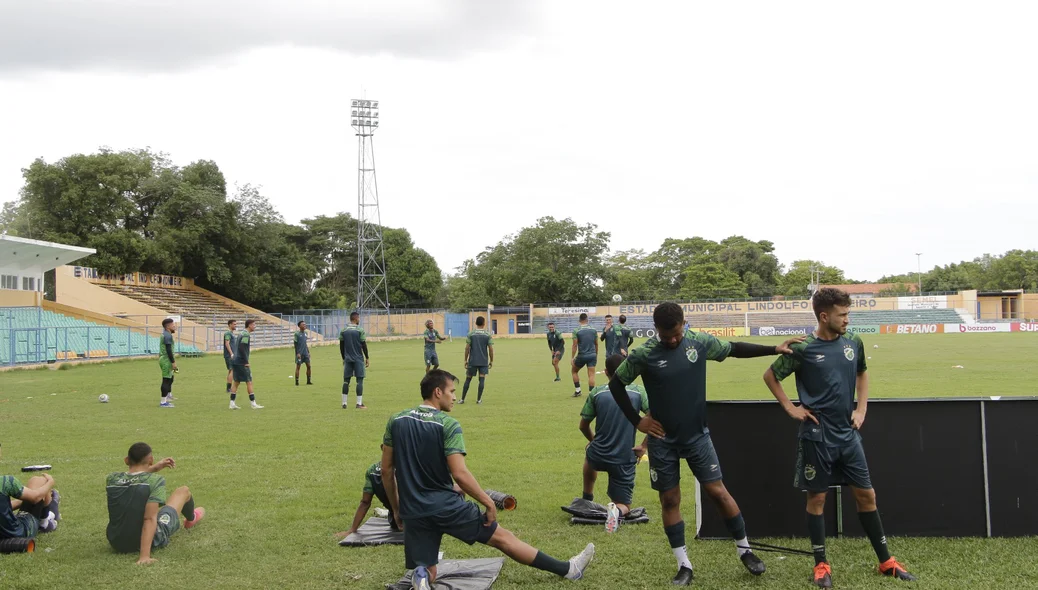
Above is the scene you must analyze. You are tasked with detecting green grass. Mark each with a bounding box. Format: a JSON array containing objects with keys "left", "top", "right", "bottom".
[{"left": 1, "top": 334, "right": 1037, "bottom": 589}]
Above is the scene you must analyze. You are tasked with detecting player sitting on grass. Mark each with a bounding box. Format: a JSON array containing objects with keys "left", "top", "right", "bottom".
[
  {"left": 1, "top": 448, "right": 60, "bottom": 542},
  {"left": 382, "top": 370, "right": 596, "bottom": 589},
  {"left": 763, "top": 288, "right": 915, "bottom": 588},
  {"left": 105, "top": 442, "right": 205, "bottom": 565},
  {"left": 579, "top": 354, "right": 649, "bottom": 533}
]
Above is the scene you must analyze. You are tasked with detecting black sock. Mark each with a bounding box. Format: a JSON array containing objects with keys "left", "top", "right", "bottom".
[
  {"left": 531, "top": 550, "right": 570, "bottom": 577},
  {"left": 858, "top": 510, "right": 891, "bottom": 562},
  {"left": 342, "top": 382, "right": 349, "bottom": 395},
  {"left": 807, "top": 512, "right": 827, "bottom": 564},
  {"left": 182, "top": 496, "right": 196, "bottom": 521},
  {"left": 249, "top": 394, "right": 255, "bottom": 402},
  {"left": 463, "top": 378, "right": 471, "bottom": 400},
  {"left": 226, "top": 383, "right": 231, "bottom": 392},
  {"left": 230, "top": 393, "right": 236, "bottom": 401},
  {"left": 582, "top": 492, "right": 594, "bottom": 501},
  {"left": 724, "top": 512, "right": 747, "bottom": 540},
  {"left": 477, "top": 377, "right": 485, "bottom": 401},
  {"left": 664, "top": 521, "right": 686, "bottom": 549}
]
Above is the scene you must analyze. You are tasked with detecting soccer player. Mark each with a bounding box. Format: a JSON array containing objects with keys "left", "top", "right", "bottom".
[
  {"left": 223, "top": 319, "right": 237, "bottom": 393},
  {"left": 763, "top": 288, "right": 915, "bottom": 588},
  {"left": 341, "top": 446, "right": 400, "bottom": 539},
  {"left": 571, "top": 313, "right": 598, "bottom": 397},
  {"left": 608, "top": 302, "right": 801, "bottom": 585},
  {"left": 105, "top": 442, "right": 205, "bottom": 565},
  {"left": 618, "top": 314, "right": 634, "bottom": 356},
  {"left": 340, "top": 311, "right": 369, "bottom": 409},
  {"left": 547, "top": 322, "right": 565, "bottom": 382},
  {"left": 578, "top": 354, "right": 649, "bottom": 533},
  {"left": 381, "top": 370, "right": 596, "bottom": 588},
  {"left": 230, "top": 319, "right": 263, "bottom": 410},
  {"left": 159, "top": 318, "right": 177, "bottom": 408},
  {"left": 1, "top": 446, "right": 60, "bottom": 542},
  {"left": 294, "top": 320, "right": 312, "bottom": 386},
  {"left": 461, "top": 317, "right": 494, "bottom": 404},
  {"left": 600, "top": 314, "right": 623, "bottom": 357},
  {"left": 423, "top": 320, "right": 446, "bottom": 374}
]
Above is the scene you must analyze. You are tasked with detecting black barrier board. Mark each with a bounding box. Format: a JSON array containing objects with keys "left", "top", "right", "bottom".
[{"left": 984, "top": 399, "right": 1038, "bottom": 537}]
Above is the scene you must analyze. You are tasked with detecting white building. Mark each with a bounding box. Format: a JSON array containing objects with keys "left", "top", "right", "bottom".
[{"left": 0, "top": 234, "right": 95, "bottom": 306}]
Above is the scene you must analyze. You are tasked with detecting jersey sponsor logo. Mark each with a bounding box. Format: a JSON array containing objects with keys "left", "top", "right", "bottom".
[
  {"left": 685, "top": 347, "right": 699, "bottom": 363},
  {"left": 804, "top": 464, "right": 817, "bottom": 481},
  {"left": 656, "top": 359, "right": 668, "bottom": 368},
  {"left": 812, "top": 354, "right": 826, "bottom": 362},
  {"left": 843, "top": 345, "right": 855, "bottom": 361},
  {"left": 709, "top": 464, "right": 718, "bottom": 471}
]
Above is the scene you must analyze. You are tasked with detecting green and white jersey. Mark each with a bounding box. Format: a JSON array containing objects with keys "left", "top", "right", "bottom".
[
  {"left": 0, "top": 475, "right": 30, "bottom": 538},
  {"left": 294, "top": 330, "right": 309, "bottom": 356},
  {"left": 466, "top": 329, "right": 493, "bottom": 367},
  {"left": 770, "top": 332, "right": 868, "bottom": 447},
  {"left": 614, "top": 329, "right": 731, "bottom": 447},
  {"left": 383, "top": 405, "right": 466, "bottom": 519},
  {"left": 223, "top": 330, "right": 235, "bottom": 359},
  {"left": 573, "top": 324, "right": 598, "bottom": 357},
  {"left": 619, "top": 325, "right": 633, "bottom": 354},
  {"left": 424, "top": 329, "right": 442, "bottom": 353},
  {"left": 233, "top": 331, "right": 251, "bottom": 365},
  {"left": 160, "top": 331, "right": 174, "bottom": 364},
  {"left": 105, "top": 471, "right": 167, "bottom": 553},
  {"left": 582, "top": 384, "right": 649, "bottom": 464},
  {"left": 602, "top": 325, "right": 623, "bottom": 357},
  {"left": 362, "top": 461, "right": 390, "bottom": 507},
  {"left": 340, "top": 325, "right": 367, "bottom": 362}
]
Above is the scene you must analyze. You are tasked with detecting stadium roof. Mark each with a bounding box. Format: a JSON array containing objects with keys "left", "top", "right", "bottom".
[{"left": 0, "top": 234, "right": 95, "bottom": 272}]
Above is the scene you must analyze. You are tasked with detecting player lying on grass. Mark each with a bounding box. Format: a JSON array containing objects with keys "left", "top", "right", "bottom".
[
  {"left": 1, "top": 446, "right": 60, "bottom": 541},
  {"left": 382, "top": 370, "right": 596, "bottom": 589},
  {"left": 105, "top": 442, "right": 205, "bottom": 565},
  {"left": 763, "top": 288, "right": 915, "bottom": 588},
  {"left": 609, "top": 302, "right": 801, "bottom": 585},
  {"left": 578, "top": 354, "right": 649, "bottom": 533}
]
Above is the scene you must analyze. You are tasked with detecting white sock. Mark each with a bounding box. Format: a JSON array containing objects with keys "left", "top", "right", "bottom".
[
  {"left": 342, "top": 393, "right": 348, "bottom": 405},
  {"left": 735, "top": 537, "right": 751, "bottom": 556},
  {"left": 356, "top": 395, "right": 363, "bottom": 405},
  {"left": 673, "top": 546, "right": 692, "bottom": 570},
  {"left": 162, "top": 395, "right": 169, "bottom": 403}
]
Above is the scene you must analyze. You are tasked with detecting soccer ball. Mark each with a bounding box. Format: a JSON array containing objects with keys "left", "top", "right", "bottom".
[
  {"left": 612, "top": 294, "right": 622, "bottom": 302},
  {"left": 873, "top": 344, "right": 879, "bottom": 349},
  {"left": 98, "top": 394, "right": 110, "bottom": 403}
]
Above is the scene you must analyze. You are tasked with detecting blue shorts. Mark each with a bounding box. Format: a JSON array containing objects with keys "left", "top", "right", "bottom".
[
  {"left": 295, "top": 353, "right": 310, "bottom": 365},
  {"left": 425, "top": 351, "right": 439, "bottom": 366},
  {"left": 152, "top": 505, "right": 181, "bottom": 549},
  {"left": 344, "top": 360, "right": 366, "bottom": 380},
  {"left": 647, "top": 435, "right": 723, "bottom": 492}
]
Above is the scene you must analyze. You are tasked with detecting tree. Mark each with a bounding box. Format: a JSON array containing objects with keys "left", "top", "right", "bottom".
[
  {"left": 779, "top": 260, "right": 846, "bottom": 297},
  {"left": 715, "top": 236, "right": 782, "bottom": 297},
  {"left": 678, "top": 262, "right": 748, "bottom": 300},
  {"left": 602, "top": 249, "right": 663, "bottom": 301}
]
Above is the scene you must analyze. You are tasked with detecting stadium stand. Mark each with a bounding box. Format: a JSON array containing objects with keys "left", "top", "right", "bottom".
[
  {"left": 1, "top": 306, "right": 201, "bottom": 365},
  {"left": 849, "top": 309, "right": 962, "bottom": 324}
]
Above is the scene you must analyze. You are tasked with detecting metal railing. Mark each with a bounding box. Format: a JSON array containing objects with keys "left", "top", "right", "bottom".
[{"left": 1, "top": 325, "right": 205, "bottom": 367}]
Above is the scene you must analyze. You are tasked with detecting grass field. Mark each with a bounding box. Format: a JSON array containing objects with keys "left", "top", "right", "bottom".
[{"left": 2, "top": 333, "right": 1037, "bottom": 589}]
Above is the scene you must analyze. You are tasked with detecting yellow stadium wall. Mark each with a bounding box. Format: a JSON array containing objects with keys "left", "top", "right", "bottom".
[
  {"left": 66, "top": 265, "right": 195, "bottom": 290},
  {"left": 0, "top": 289, "right": 43, "bottom": 307}
]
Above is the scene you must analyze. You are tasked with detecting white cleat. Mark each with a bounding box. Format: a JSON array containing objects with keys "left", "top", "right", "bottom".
[
  {"left": 565, "top": 543, "right": 596, "bottom": 580},
  {"left": 251, "top": 402, "right": 264, "bottom": 409},
  {"left": 229, "top": 402, "right": 241, "bottom": 410},
  {"left": 605, "top": 503, "right": 620, "bottom": 533}
]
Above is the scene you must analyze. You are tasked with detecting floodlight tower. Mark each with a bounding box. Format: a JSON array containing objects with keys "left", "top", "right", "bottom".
[{"left": 351, "top": 99, "right": 390, "bottom": 322}]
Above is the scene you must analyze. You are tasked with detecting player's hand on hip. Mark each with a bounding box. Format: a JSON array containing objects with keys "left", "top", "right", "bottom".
[
  {"left": 776, "top": 337, "right": 806, "bottom": 354},
  {"left": 637, "top": 414, "right": 666, "bottom": 438},
  {"left": 851, "top": 409, "right": 866, "bottom": 430},
  {"left": 788, "top": 405, "right": 818, "bottom": 424},
  {"left": 483, "top": 504, "right": 498, "bottom": 526},
  {"left": 633, "top": 445, "right": 647, "bottom": 460}
]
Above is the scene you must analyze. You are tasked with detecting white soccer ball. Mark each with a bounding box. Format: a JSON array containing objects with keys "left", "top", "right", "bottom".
[
  {"left": 98, "top": 394, "right": 110, "bottom": 403},
  {"left": 612, "top": 294, "right": 622, "bottom": 302},
  {"left": 873, "top": 344, "right": 879, "bottom": 349}
]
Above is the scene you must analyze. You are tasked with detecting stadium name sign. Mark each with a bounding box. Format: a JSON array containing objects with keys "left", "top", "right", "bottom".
[
  {"left": 619, "top": 298, "right": 879, "bottom": 315},
  {"left": 548, "top": 307, "right": 597, "bottom": 315},
  {"left": 73, "top": 266, "right": 186, "bottom": 288}
]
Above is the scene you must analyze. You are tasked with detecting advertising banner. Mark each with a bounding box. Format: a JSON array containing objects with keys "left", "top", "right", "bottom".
[
  {"left": 548, "top": 307, "right": 597, "bottom": 315},
  {"left": 897, "top": 296, "right": 949, "bottom": 310},
  {"left": 847, "top": 325, "right": 880, "bottom": 335},
  {"left": 630, "top": 326, "right": 747, "bottom": 339},
  {"left": 1012, "top": 323, "right": 1038, "bottom": 333},
  {"left": 881, "top": 324, "right": 945, "bottom": 334},
  {"left": 943, "top": 323, "right": 1012, "bottom": 334},
  {"left": 751, "top": 326, "right": 813, "bottom": 336}
]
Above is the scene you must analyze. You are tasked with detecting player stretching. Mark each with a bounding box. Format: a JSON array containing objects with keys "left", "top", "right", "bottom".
[
  {"left": 600, "top": 314, "right": 623, "bottom": 357},
  {"left": 159, "top": 318, "right": 177, "bottom": 408},
  {"left": 340, "top": 311, "right": 369, "bottom": 409},
  {"left": 339, "top": 446, "right": 400, "bottom": 540},
  {"left": 618, "top": 315, "right": 634, "bottom": 356},
  {"left": 547, "top": 322, "right": 565, "bottom": 381},
  {"left": 230, "top": 319, "right": 263, "bottom": 410},
  {"left": 423, "top": 320, "right": 446, "bottom": 374},
  {"left": 295, "top": 321, "right": 312, "bottom": 386},
  {"left": 609, "top": 302, "right": 799, "bottom": 585},
  {"left": 579, "top": 354, "right": 648, "bottom": 533},
  {"left": 223, "top": 320, "right": 236, "bottom": 393},
  {"left": 763, "top": 288, "right": 915, "bottom": 588},
  {"left": 381, "top": 370, "right": 596, "bottom": 589},
  {"left": 571, "top": 313, "right": 598, "bottom": 397},
  {"left": 461, "top": 317, "right": 493, "bottom": 404}
]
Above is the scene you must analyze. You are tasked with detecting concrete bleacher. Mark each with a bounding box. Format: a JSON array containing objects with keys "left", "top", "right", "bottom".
[
  {"left": 848, "top": 309, "right": 962, "bottom": 324},
  {"left": 1, "top": 307, "right": 201, "bottom": 365}
]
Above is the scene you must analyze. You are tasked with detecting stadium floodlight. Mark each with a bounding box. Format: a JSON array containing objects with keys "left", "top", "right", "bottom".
[
  {"left": 351, "top": 98, "right": 390, "bottom": 331},
  {"left": 351, "top": 100, "right": 379, "bottom": 133}
]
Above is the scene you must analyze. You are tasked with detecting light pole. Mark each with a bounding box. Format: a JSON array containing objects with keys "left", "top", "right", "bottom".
[
  {"left": 915, "top": 253, "right": 923, "bottom": 293},
  {"left": 352, "top": 99, "right": 390, "bottom": 333}
]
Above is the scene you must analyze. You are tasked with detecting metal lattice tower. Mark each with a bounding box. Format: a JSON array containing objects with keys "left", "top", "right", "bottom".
[{"left": 351, "top": 99, "right": 390, "bottom": 318}]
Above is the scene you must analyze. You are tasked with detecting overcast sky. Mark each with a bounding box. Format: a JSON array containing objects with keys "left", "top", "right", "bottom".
[{"left": 2, "top": 0, "right": 1036, "bottom": 281}]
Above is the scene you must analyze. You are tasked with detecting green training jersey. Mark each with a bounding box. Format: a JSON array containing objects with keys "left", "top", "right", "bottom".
[
  {"left": 770, "top": 332, "right": 867, "bottom": 447},
  {"left": 362, "top": 461, "right": 390, "bottom": 507},
  {"left": 105, "top": 471, "right": 167, "bottom": 553},
  {"left": 424, "top": 329, "right": 442, "bottom": 353},
  {"left": 340, "top": 325, "right": 367, "bottom": 362},
  {"left": 573, "top": 324, "right": 598, "bottom": 357},
  {"left": 619, "top": 325, "right": 633, "bottom": 353},
  {"left": 582, "top": 384, "right": 649, "bottom": 465},
  {"left": 0, "top": 475, "right": 30, "bottom": 538},
  {"left": 160, "top": 331, "right": 174, "bottom": 364},
  {"left": 547, "top": 330, "right": 565, "bottom": 352},
  {"left": 602, "top": 325, "right": 623, "bottom": 357},
  {"left": 466, "top": 329, "right": 493, "bottom": 367},
  {"left": 294, "top": 330, "right": 309, "bottom": 356},
  {"left": 223, "top": 330, "right": 235, "bottom": 359},
  {"left": 233, "top": 331, "right": 251, "bottom": 365},
  {"left": 614, "top": 329, "right": 731, "bottom": 447},
  {"left": 383, "top": 405, "right": 466, "bottom": 519}
]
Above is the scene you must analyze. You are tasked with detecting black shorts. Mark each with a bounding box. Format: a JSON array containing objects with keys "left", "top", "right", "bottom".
[
  {"left": 466, "top": 365, "right": 489, "bottom": 378},
  {"left": 647, "top": 435, "right": 723, "bottom": 492},
  {"left": 232, "top": 365, "right": 252, "bottom": 383},
  {"left": 552, "top": 350, "right": 564, "bottom": 361},
  {"left": 573, "top": 355, "right": 597, "bottom": 370},
  {"left": 224, "top": 357, "right": 233, "bottom": 370},
  {"left": 794, "top": 437, "right": 873, "bottom": 492},
  {"left": 586, "top": 454, "right": 636, "bottom": 505},
  {"left": 403, "top": 501, "right": 497, "bottom": 569},
  {"left": 424, "top": 351, "right": 439, "bottom": 366}
]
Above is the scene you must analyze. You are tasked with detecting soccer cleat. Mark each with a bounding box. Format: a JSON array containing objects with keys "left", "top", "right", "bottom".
[
  {"left": 458, "top": 399, "right": 465, "bottom": 404},
  {"left": 572, "top": 392, "right": 582, "bottom": 398},
  {"left": 307, "top": 381, "right": 313, "bottom": 385},
  {"left": 39, "top": 511, "right": 57, "bottom": 533},
  {"left": 184, "top": 507, "right": 206, "bottom": 529},
  {"left": 740, "top": 551, "right": 765, "bottom": 576},
  {"left": 477, "top": 399, "right": 482, "bottom": 405},
  {"left": 671, "top": 565, "right": 694, "bottom": 585},
  {"left": 251, "top": 402, "right": 264, "bottom": 409},
  {"left": 564, "top": 543, "right": 596, "bottom": 580},
  {"left": 412, "top": 566, "right": 431, "bottom": 590},
  {"left": 295, "top": 381, "right": 299, "bottom": 386},
  {"left": 230, "top": 402, "right": 241, "bottom": 410},
  {"left": 813, "top": 562, "right": 833, "bottom": 588},
  {"left": 878, "top": 557, "right": 916, "bottom": 581},
  {"left": 604, "top": 503, "right": 620, "bottom": 533},
  {"left": 342, "top": 403, "right": 348, "bottom": 409},
  {"left": 159, "top": 401, "right": 175, "bottom": 408},
  {"left": 374, "top": 507, "right": 389, "bottom": 518},
  {"left": 356, "top": 404, "right": 367, "bottom": 410},
  {"left": 554, "top": 376, "right": 561, "bottom": 382}
]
